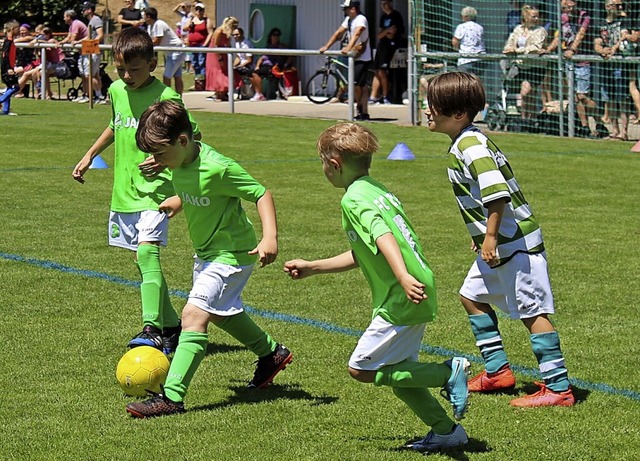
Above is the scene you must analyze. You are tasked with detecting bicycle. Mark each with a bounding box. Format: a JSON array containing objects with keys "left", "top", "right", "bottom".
[{"left": 305, "top": 56, "right": 349, "bottom": 105}]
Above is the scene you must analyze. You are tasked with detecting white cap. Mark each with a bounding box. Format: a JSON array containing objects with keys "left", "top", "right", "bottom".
[
  {"left": 340, "top": 0, "right": 360, "bottom": 7},
  {"left": 194, "top": 2, "right": 205, "bottom": 9}
]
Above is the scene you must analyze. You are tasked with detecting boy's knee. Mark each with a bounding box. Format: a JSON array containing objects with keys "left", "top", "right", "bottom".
[{"left": 348, "top": 367, "right": 375, "bottom": 383}]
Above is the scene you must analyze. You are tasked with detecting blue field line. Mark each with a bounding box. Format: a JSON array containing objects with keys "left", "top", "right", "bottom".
[{"left": 3, "top": 250, "right": 640, "bottom": 402}]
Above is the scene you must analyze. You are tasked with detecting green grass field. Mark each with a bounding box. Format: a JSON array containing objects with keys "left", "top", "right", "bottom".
[{"left": 1, "top": 99, "right": 639, "bottom": 460}]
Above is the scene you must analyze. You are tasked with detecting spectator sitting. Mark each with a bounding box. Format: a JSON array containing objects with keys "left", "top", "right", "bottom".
[
  {"left": 117, "top": 0, "right": 144, "bottom": 30},
  {"left": 18, "top": 27, "right": 63, "bottom": 99},
  {"left": 369, "top": 0, "right": 404, "bottom": 105},
  {"left": 12, "top": 23, "right": 36, "bottom": 98},
  {"left": 503, "top": 4, "right": 547, "bottom": 128},
  {"left": 1, "top": 20, "right": 21, "bottom": 115},
  {"left": 228, "top": 27, "right": 254, "bottom": 96},
  {"left": 144, "top": 7, "right": 186, "bottom": 95},
  {"left": 249, "top": 27, "right": 293, "bottom": 102}
]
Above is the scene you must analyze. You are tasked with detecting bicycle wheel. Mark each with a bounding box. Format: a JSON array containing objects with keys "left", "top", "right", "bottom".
[{"left": 306, "top": 71, "right": 340, "bottom": 104}]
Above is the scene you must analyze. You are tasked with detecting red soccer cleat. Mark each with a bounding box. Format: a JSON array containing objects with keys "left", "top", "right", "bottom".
[
  {"left": 510, "top": 382, "right": 575, "bottom": 408},
  {"left": 468, "top": 365, "right": 516, "bottom": 392}
]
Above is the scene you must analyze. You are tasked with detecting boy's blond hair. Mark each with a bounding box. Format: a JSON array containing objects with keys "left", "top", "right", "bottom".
[
  {"left": 4, "top": 20, "right": 19, "bottom": 34},
  {"left": 317, "top": 123, "right": 378, "bottom": 170}
]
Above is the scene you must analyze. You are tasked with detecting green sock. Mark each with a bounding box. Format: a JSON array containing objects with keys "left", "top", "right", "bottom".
[
  {"left": 216, "top": 312, "right": 276, "bottom": 358},
  {"left": 137, "top": 244, "right": 164, "bottom": 329},
  {"left": 163, "top": 331, "right": 208, "bottom": 402},
  {"left": 137, "top": 245, "right": 179, "bottom": 330},
  {"left": 392, "top": 387, "right": 454, "bottom": 435},
  {"left": 374, "top": 360, "right": 451, "bottom": 388}
]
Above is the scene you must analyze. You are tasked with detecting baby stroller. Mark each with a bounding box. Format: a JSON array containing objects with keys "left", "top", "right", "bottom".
[
  {"left": 53, "top": 53, "right": 82, "bottom": 101},
  {"left": 484, "top": 60, "right": 523, "bottom": 132}
]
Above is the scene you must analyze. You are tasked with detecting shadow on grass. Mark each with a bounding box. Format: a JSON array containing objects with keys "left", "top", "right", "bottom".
[
  {"left": 205, "top": 342, "right": 246, "bottom": 356},
  {"left": 189, "top": 382, "right": 339, "bottom": 413},
  {"left": 389, "top": 436, "right": 491, "bottom": 459}
]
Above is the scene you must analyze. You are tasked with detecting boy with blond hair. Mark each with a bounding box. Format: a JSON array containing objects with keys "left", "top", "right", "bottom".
[{"left": 284, "top": 122, "right": 470, "bottom": 453}]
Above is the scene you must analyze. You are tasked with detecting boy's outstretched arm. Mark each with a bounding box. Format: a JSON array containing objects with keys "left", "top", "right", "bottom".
[
  {"left": 284, "top": 250, "right": 358, "bottom": 280},
  {"left": 481, "top": 198, "right": 506, "bottom": 267},
  {"left": 376, "top": 233, "right": 427, "bottom": 304},
  {"left": 249, "top": 190, "right": 278, "bottom": 267},
  {"left": 72, "top": 127, "right": 114, "bottom": 184},
  {"left": 158, "top": 195, "right": 183, "bottom": 218}
]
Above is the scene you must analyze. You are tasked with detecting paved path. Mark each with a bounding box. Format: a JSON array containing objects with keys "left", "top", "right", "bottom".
[
  {"left": 181, "top": 93, "right": 414, "bottom": 125},
  {"left": 181, "top": 92, "right": 639, "bottom": 143}
]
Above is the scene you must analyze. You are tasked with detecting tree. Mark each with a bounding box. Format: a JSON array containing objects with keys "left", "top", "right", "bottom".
[{"left": 1, "top": 0, "right": 89, "bottom": 32}]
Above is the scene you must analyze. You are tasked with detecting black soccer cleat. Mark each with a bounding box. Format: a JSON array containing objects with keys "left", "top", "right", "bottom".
[
  {"left": 247, "top": 344, "right": 293, "bottom": 388},
  {"left": 128, "top": 325, "right": 163, "bottom": 350}
]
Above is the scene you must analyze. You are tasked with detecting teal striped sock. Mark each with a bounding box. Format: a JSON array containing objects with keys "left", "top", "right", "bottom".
[
  {"left": 469, "top": 312, "right": 509, "bottom": 374},
  {"left": 530, "top": 331, "right": 570, "bottom": 392}
]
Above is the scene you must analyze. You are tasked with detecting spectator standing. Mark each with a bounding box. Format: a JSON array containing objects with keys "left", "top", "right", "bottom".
[
  {"left": 173, "top": 2, "right": 193, "bottom": 72},
  {"left": 452, "top": 7, "right": 487, "bottom": 78},
  {"left": 58, "top": 10, "right": 88, "bottom": 47},
  {"left": 117, "top": 0, "right": 144, "bottom": 30},
  {"left": 320, "top": 0, "right": 372, "bottom": 121},
  {"left": 506, "top": 1, "right": 523, "bottom": 37},
  {"left": 544, "top": 0, "right": 600, "bottom": 138},
  {"left": 184, "top": 2, "right": 212, "bottom": 86},
  {"left": 503, "top": 5, "right": 547, "bottom": 129},
  {"left": 594, "top": 0, "right": 632, "bottom": 140},
  {"left": 370, "top": 0, "right": 404, "bottom": 105},
  {"left": 204, "top": 16, "right": 239, "bottom": 101},
  {"left": 145, "top": 7, "right": 185, "bottom": 95},
  {"left": 75, "top": 2, "right": 106, "bottom": 104}
]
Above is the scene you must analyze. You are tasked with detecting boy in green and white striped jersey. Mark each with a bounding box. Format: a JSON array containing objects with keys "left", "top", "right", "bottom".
[{"left": 425, "top": 71, "right": 575, "bottom": 408}]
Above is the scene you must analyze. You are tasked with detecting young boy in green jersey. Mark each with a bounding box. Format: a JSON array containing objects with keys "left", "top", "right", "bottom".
[
  {"left": 125, "top": 100, "right": 292, "bottom": 418},
  {"left": 72, "top": 27, "right": 200, "bottom": 354},
  {"left": 283, "top": 122, "right": 470, "bottom": 454},
  {"left": 425, "top": 71, "right": 575, "bottom": 407}
]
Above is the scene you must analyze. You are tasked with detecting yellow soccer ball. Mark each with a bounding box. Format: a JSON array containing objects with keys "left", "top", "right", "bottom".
[{"left": 116, "top": 346, "right": 170, "bottom": 397}]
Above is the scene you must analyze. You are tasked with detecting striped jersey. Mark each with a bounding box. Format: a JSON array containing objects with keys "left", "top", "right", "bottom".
[{"left": 447, "top": 125, "right": 544, "bottom": 263}]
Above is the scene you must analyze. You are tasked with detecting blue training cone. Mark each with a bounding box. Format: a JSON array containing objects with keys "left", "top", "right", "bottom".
[
  {"left": 89, "top": 155, "right": 109, "bottom": 169},
  {"left": 387, "top": 142, "right": 415, "bottom": 160}
]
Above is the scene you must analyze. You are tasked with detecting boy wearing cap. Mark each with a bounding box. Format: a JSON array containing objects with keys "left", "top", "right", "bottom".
[
  {"left": 320, "top": 0, "right": 372, "bottom": 120},
  {"left": 76, "top": 2, "right": 106, "bottom": 104}
]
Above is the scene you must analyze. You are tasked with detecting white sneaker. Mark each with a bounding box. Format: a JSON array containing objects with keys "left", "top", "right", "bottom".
[
  {"left": 250, "top": 93, "right": 266, "bottom": 102},
  {"left": 75, "top": 96, "right": 90, "bottom": 103},
  {"left": 94, "top": 97, "right": 109, "bottom": 105}
]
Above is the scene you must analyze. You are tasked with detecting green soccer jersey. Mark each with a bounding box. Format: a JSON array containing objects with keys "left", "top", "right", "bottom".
[
  {"left": 341, "top": 176, "right": 437, "bottom": 326},
  {"left": 108, "top": 78, "right": 200, "bottom": 213},
  {"left": 448, "top": 125, "right": 544, "bottom": 263},
  {"left": 171, "top": 142, "right": 266, "bottom": 266}
]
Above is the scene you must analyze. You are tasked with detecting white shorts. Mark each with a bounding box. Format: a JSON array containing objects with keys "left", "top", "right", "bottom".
[
  {"left": 79, "top": 54, "right": 101, "bottom": 77},
  {"left": 459, "top": 251, "right": 555, "bottom": 320},
  {"left": 348, "top": 315, "right": 426, "bottom": 371},
  {"left": 188, "top": 258, "right": 253, "bottom": 316},
  {"left": 108, "top": 210, "right": 169, "bottom": 251}
]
